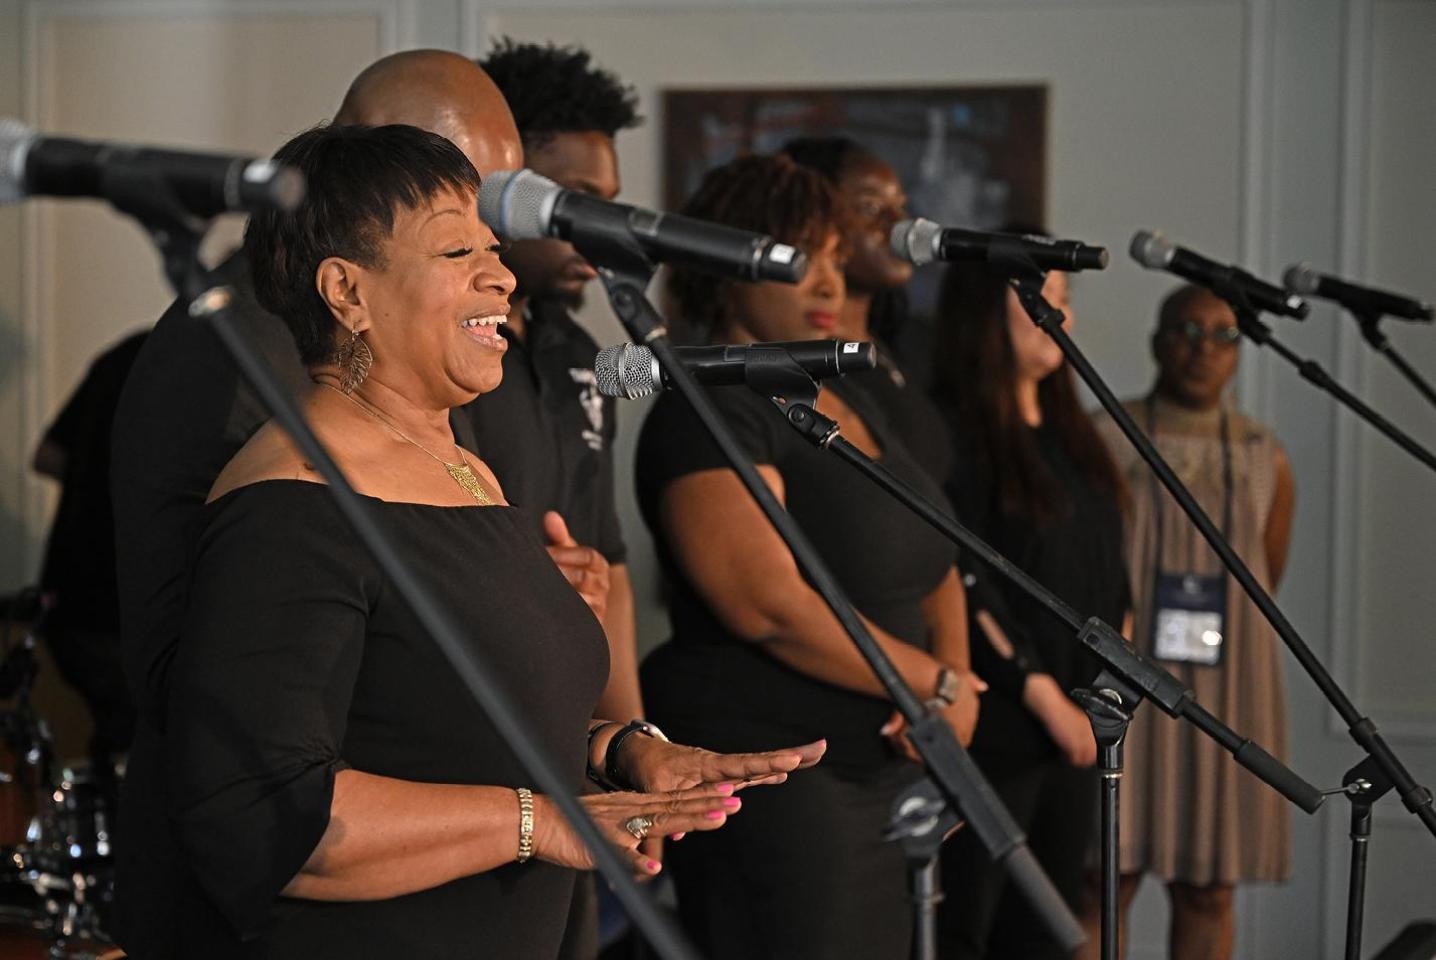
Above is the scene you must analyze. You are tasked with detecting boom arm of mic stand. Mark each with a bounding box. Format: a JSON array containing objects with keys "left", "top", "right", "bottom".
[
  {"left": 114, "top": 196, "right": 704, "bottom": 960},
  {"left": 1234, "top": 309, "right": 1436, "bottom": 473},
  {"left": 780, "top": 404, "right": 1323, "bottom": 815},
  {"left": 1002, "top": 269, "right": 1436, "bottom": 841},
  {"left": 595, "top": 268, "right": 1085, "bottom": 953}
]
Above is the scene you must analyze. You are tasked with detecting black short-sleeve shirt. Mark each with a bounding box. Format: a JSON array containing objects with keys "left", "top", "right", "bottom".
[
  {"left": 459, "top": 299, "right": 626, "bottom": 564},
  {"left": 846, "top": 344, "right": 955, "bottom": 485},
  {"left": 635, "top": 379, "right": 957, "bottom": 775},
  {"left": 39, "top": 330, "right": 147, "bottom": 634}
]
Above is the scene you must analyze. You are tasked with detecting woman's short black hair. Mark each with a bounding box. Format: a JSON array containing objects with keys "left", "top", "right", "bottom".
[{"left": 244, "top": 123, "right": 482, "bottom": 365}]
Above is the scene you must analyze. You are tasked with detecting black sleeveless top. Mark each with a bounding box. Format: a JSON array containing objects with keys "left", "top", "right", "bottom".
[
  {"left": 160, "top": 481, "right": 608, "bottom": 958},
  {"left": 636, "top": 381, "right": 957, "bottom": 776}
]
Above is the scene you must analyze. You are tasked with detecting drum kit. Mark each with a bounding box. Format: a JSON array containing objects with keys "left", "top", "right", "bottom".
[{"left": 0, "top": 590, "right": 123, "bottom": 960}]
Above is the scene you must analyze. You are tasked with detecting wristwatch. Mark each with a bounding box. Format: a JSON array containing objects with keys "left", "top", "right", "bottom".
[{"left": 933, "top": 667, "right": 962, "bottom": 707}]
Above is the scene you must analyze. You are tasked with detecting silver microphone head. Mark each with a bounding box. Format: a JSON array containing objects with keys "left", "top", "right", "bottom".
[
  {"left": 1129, "top": 229, "right": 1176, "bottom": 269},
  {"left": 890, "top": 218, "right": 943, "bottom": 266},
  {"left": 0, "top": 118, "right": 38, "bottom": 206},
  {"left": 594, "top": 343, "right": 662, "bottom": 400},
  {"left": 478, "top": 168, "right": 562, "bottom": 240},
  {"left": 1282, "top": 262, "right": 1320, "bottom": 296}
]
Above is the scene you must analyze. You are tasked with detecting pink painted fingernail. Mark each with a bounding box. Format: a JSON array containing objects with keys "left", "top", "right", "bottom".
[
  {"left": 723, "top": 797, "right": 741, "bottom": 810},
  {"left": 670, "top": 832, "right": 686, "bottom": 841},
  {"left": 716, "top": 782, "right": 735, "bottom": 796},
  {"left": 705, "top": 810, "right": 726, "bottom": 820},
  {"left": 647, "top": 860, "right": 662, "bottom": 872}
]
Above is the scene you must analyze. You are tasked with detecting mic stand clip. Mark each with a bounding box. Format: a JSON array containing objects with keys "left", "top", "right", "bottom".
[
  {"left": 1338, "top": 755, "right": 1395, "bottom": 960},
  {"left": 1350, "top": 310, "right": 1436, "bottom": 410},
  {"left": 1070, "top": 673, "right": 1140, "bottom": 960}
]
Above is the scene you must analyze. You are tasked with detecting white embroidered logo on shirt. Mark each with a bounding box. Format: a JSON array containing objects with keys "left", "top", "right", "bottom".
[{"left": 569, "top": 367, "right": 605, "bottom": 451}]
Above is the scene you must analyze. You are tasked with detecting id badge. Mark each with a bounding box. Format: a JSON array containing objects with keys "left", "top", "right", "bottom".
[{"left": 1151, "top": 572, "right": 1227, "bottom": 666}]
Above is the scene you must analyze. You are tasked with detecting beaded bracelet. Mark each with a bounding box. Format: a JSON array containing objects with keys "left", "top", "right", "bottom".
[{"left": 515, "top": 787, "right": 534, "bottom": 863}]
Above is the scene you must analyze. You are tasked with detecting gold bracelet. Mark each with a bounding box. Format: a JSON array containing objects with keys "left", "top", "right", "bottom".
[{"left": 515, "top": 788, "right": 535, "bottom": 864}]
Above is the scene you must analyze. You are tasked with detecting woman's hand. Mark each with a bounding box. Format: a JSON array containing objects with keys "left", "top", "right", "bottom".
[
  {"left": 880, "top": 671, "right": 987, "bottom": 761},
  {"left": 1022, "top": 673, "right": 1097, "bottom": 767},
  {"left": 618, "top": 736, "right": 827, "bottom": 795},
  {"left": 532, "top": 784, "right": 742, "bottom": 877},
  {"left": 543, "top": 511, "right": 611, "bottom": 620}
]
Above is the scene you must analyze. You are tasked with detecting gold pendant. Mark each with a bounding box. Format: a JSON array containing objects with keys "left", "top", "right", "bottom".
[{"left": 446, "top": 462, "right": 494, "bottom": 505}]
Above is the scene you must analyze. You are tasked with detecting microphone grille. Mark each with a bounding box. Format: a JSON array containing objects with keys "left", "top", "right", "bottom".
[
  {"left": 1129, "top": 230, "right": 1176, "bottom": 270},
  {"left": 594, "top": 343, "right": 659, "bottom": 400},
  {"left": 890, "top": 218, "right": 942, "bottom": 266},
  {"left": 478, "top": 168, "right": 560, "bottom": 241},
  {"left": 0, "top": 118, "right": 37, "bottom": 206},
  {"left": 1282, "top": 262, "right": 1320, "bottom": 296}
]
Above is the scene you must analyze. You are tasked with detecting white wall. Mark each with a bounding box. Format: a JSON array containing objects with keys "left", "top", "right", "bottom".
[{"left": 1, "top": 1, "right": 1432, "bottom": 956}]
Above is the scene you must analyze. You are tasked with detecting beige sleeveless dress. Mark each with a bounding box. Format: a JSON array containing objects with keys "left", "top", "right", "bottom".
[{"left": 1094, "top": 394, "right": 1290, "bottom": 885}]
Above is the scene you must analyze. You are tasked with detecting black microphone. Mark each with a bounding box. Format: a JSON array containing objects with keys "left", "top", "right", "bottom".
[
  {"left": 1130, "top": 230, "right": 1309, "bottom": 319},
  {"left": 1283, "top": 263, "right": 1433, "bottom": 323},
  {"left": 595, "top": 340, "right": 875, "bottom": 400},
  {"left": 480, "top": 168, "right": 807, "bottom": 283},
  {"left": 0, "top": 119, "right": 305, "bottom": 216},
  {"left": 890, "top": 218, "right": 1109, "bottom": 272}
]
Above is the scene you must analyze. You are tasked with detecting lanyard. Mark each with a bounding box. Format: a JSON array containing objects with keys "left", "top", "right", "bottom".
[{"left": 1146, "top": 395, "right": 1233, "bottom": 571}]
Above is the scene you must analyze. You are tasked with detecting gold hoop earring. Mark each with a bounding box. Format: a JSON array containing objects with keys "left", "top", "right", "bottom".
[{"left": 334, "top": 327, "right": 373, "bottom": 394}]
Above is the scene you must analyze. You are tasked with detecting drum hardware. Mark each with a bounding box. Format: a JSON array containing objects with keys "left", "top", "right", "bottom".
[{"left": 0, "top": 591, "right": 119, "bottom": 957}]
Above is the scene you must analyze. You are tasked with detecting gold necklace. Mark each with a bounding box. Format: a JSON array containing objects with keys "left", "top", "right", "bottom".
[{"left": 319, "top": 382, "right": 494, "bottom": 506}]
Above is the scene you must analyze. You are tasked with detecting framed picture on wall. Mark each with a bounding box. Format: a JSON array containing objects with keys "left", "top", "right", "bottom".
[{"left": 663, "top": 84, "right": 1048, "bottom": 343}]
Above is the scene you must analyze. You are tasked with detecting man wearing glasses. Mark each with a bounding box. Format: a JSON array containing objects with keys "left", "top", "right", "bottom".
[{"left": 1085, "top": 284, "right": 1296, "bottom": 960}]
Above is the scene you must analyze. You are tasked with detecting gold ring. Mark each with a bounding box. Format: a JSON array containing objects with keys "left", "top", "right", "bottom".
[{"left": 624, "top": 815, "right": 655, "bottom": 841}]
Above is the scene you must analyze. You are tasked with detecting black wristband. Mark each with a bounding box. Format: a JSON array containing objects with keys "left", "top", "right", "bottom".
[{"left": 604, "top": 720, "right": 660, "bottom": 792}]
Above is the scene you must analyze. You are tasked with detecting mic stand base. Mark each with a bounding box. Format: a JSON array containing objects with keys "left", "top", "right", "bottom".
[{"left": 1072, "top": 672, "right": 1139, "bottom": 960}]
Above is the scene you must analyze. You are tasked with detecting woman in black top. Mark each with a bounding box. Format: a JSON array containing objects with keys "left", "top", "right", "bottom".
[
  {"left": 780, "top": 136, "right": 953, "bottom": 483},
  {"left": 930, "top": 252, "right": 1130, "bottom": 959},
  {"left": 637, "top": 155, "right": 981, "bottom": 960},
  {"left": 153, "top": 125, "right": 821, "bottom": 958}
]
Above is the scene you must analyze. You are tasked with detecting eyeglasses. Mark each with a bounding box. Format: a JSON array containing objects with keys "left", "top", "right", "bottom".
[{"left": 1164, "top": 321, "right": 1241, "bottom": 346}]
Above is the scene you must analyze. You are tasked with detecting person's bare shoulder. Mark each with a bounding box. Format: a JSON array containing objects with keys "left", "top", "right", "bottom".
[{"left": 207, "top": 420, "right": 323, "bottom": 503}]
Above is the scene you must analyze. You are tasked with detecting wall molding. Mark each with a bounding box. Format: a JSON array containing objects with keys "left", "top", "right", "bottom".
[
  {"left": 1325, "top": 0, "right": 1436, "bottom": 744},
  {"left": 14, "top": 0, "right": 401, "bottom": 578}
]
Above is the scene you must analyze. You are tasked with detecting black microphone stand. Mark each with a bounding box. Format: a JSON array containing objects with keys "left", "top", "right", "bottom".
[
  {"left": 571, "top": 229, "right": 1086, "bottom": 956},
  {"left": 761, "top": 388, "right": 1321, "bottom": 960},
  {"left": 1347, "top": 309, "right": 1436, "bottom": 410},
  {"left": 1234, "top": 306, "right": 1436, "bottom": 473},
  {"left": 995, "top": 255, "right": 1436, "bottom": 956},
  {"left": 98, "top": 175, "right": 704, "bottom": 960}
]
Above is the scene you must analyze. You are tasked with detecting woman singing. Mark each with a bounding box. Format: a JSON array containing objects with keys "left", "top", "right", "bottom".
[
  {"left": 931, "top": 248, "right": 1130, "bottom": 960},
  {"left": 780, "top": 136, "right": 952, "bottom": 482},
  {"left": 637, "top": 154, "right": 980, "bottom": 960},
  {"left": 159, "top": 124, "right": 820, "bottom": 957}
]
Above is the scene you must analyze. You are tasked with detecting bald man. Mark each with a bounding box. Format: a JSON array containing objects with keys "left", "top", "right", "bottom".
[{"left": 108, "top": 51, "right": 525, "bottom": 957}]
